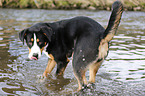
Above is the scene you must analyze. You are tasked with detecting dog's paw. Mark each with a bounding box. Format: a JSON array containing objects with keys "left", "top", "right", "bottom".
[
  {"left": 87, "top": 83, "right": 96, "bottom": 89},
  {"left": 36, "top": 75, "right": 47, "bottom": 83}
]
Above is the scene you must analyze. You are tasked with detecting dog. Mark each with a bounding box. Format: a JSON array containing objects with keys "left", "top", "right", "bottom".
[{"left": 19, "top": 1, "right": 123, "bottom": 91}]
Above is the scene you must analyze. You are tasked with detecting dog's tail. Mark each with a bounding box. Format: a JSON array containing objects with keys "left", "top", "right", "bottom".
[{"left": 103, "top": 1, "right": 123, "bottom": 42}]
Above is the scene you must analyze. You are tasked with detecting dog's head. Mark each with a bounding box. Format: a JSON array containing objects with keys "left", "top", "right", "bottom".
[{"left": 19, "top": 23, "right": 53, "bottom": 60}]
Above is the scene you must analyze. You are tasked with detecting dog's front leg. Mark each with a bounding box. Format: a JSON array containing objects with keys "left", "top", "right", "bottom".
[
  {"left": 56, "top": 58, "right": 70, "bottom": 76},
  {"left": 43, "top": 58, "right": 56, "bottom": 77}
]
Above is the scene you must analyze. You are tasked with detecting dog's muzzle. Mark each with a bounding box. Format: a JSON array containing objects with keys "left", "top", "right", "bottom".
[{"left": 31, "top": 53, "right": 38, "bottom": 60}]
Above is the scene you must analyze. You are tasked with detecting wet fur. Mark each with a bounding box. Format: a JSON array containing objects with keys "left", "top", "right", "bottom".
[{"left": 19, "top": 1, "right": 123, "bottom": 91}]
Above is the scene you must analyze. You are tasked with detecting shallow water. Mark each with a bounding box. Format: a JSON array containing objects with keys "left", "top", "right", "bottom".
[{"left": 0, "top": 9, "right": 145, "bottom": 95}]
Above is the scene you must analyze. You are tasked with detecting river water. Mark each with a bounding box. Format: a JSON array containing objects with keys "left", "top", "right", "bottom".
[{"left": 0, "top": 9, "right": 145, "bottom": 95}]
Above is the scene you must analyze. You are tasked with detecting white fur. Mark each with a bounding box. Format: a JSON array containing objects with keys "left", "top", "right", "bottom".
[
  {"left": 43, "top": 50, "right": 51, "bottom": 58},
  {"left": 28, "top": 33, "right": 41, "bottom": 59}
]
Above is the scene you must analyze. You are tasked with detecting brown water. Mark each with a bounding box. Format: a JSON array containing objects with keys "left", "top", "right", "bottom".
[{"left": 0, "top": 9, "right": 145, "bottom": 95}]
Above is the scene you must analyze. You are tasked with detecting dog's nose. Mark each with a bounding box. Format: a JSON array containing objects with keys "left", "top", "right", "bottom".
[{"left": 33, "top": 53, "right": 38, "bottom": 58}]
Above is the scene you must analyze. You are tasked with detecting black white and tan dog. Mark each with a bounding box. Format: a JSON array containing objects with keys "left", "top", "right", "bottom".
[{"left": 19, "top": 1, "right": 123, "bottom": 91}]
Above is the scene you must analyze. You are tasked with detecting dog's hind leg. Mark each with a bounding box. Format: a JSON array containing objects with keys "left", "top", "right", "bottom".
[
  {"left": 73, "top": 68, "right": 88, "bottom": 91},
  {"left": 72, "top": 53, "right": 88, "bottom": 91},
  {"left": 89, "top": 60, "right": 103, "bottom": 84}
]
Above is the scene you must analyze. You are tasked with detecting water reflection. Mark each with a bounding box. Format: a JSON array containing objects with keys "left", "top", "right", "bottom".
[
  {"left": 44, "top": 76, "right": 71, "bottom": 91},
  {"left": 0, "top": 9, "right": 145, "bottom": 95},
  {"left": 0, "top": 30, "right": 18, "bottom": 95}
]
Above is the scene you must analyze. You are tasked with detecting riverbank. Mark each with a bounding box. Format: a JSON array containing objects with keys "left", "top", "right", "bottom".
[{"left": 0, "top": 0, "right": 145, "bottom": 11}]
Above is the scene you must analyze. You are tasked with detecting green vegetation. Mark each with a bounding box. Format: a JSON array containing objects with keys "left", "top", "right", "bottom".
[{"left": 0, "top": 0, "right": 145, "bottom": 11}]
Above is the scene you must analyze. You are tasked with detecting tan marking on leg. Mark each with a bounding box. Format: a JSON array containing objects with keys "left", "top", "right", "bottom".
[
  {"left": 57, "top": 57, "right": 70, "bottom": 76},
  {"left": 49, "top": 54, "right": 54, "bottom": 60},
  {"left": 89, "top": 60, "right": 103, "bottom": 83},
  {"left": 57, "top": 67, "right": 65, "bottom": 76},
  {"left": 43, "top": 54, "right": 56, "bottom": 77},
  {"left": 43, "top": 59, "right": 56, "bottom": 77},
  {"left": 82, "top": 71, "right": 87, "bottom": 85},
  {"left": 74, "top": 72, "right": 82, "bottom": 91},
  {"left": 74, "top": 69, "right": 87, "bottom": 91}
]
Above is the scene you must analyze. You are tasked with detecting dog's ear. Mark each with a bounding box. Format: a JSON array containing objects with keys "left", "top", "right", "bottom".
[
  {"left": 41, "top": 26, "right": 53, "bottom": 42},
  {"left": 19, "top": 29, "right": 27, "bottom": 44}
]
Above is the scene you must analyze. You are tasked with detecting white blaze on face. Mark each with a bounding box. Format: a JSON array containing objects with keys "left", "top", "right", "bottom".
[{"left": 28, "top": 33, "right": 41, "bottom": 59}]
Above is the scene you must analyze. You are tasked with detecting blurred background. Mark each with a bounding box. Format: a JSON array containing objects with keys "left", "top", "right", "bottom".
[{"left": 0, "top": 0, "right": 145, "bottom": 11}]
